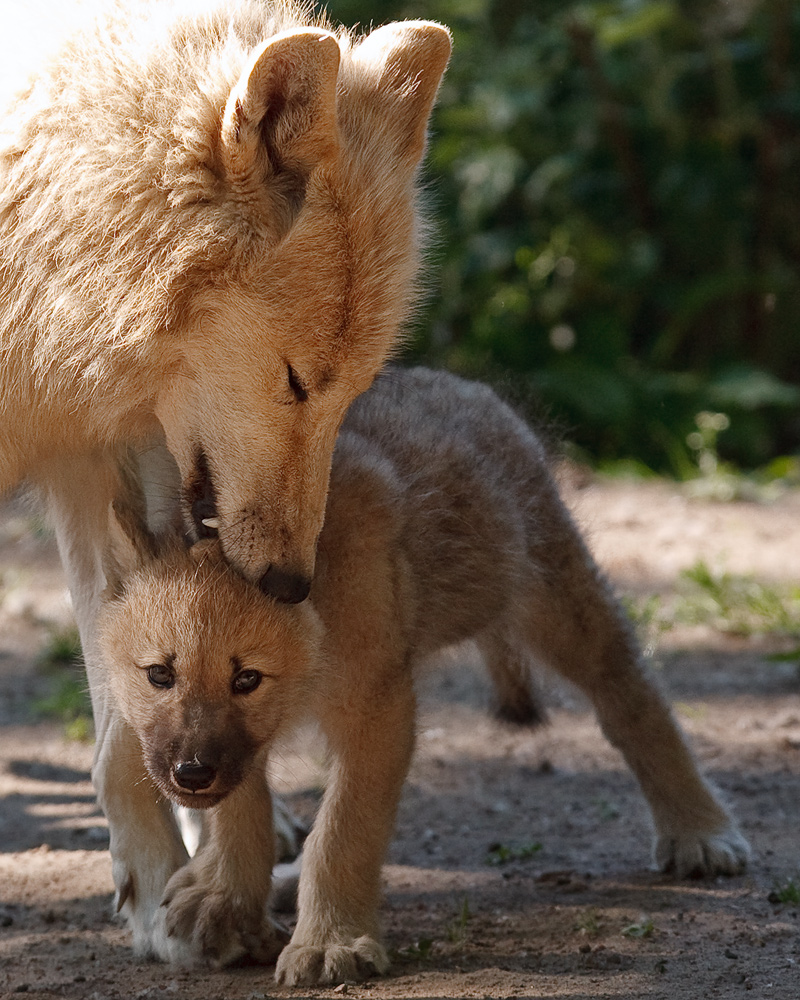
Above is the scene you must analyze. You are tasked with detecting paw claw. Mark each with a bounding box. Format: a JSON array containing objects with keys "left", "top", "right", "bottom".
[
  {"left": 155, "top": 859, "right": 278, "bottom": 967},
  {"left": 115, "top": 872, "right": 135, "bottom": 914},
  {"left": 276, "top": 936, "right": 389, "bottom": 986},
  {"left": 656, "top": 824, "right": 749, "bottom": 878}
]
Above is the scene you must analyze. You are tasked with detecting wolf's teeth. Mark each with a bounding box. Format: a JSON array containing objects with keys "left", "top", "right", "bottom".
[{"left": 201, "top": 517, "right": 220, "bottom": 529}]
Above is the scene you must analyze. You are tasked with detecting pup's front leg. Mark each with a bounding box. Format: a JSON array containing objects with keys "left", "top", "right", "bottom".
[
  {"left": 276, "top": 675, "right": 415, "bottom": 986},
  {"left": 160, "top": 767, "right": 284, "bottom": 967}
]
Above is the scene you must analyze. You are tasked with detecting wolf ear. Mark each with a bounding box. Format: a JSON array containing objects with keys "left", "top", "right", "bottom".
[
  {"left": 103, "top": 467, "right": 158, "bottom": 597},
  {"left": 220, "top": 29, "right": 340, "bottom": 239},
  {"left": 349, "top": 21, "right": 451, "bottom": 168}
]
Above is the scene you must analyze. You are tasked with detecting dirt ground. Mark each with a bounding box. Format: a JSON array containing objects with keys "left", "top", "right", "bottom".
[{"left": 1, "top": 474, "right": 800, "bottom": 1000}]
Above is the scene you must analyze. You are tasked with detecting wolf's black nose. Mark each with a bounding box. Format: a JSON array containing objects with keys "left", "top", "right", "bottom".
[
  {"left": 258, "top": 566, "right": 311, "bottom": 604},
  {"left": 173, "top": 761, "right": 216, "bottom": 791}
]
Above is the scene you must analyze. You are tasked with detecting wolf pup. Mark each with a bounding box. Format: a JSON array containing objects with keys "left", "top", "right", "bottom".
[
  {"left": 97, "top": 368, "right": 748, "bottom": 984},
  {"left": 1, "top": 0, "right": 449, "bottom": 959}
]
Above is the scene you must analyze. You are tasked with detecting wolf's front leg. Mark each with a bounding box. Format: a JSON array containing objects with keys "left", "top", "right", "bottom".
[
  {"left": 43, "top": 452, "right": 191, "bottom": 959},
  {"left": 276, "top": 675, "right": 416, "bottom": 986},
  {"left": 94, "top": 714, "right": 191, "bottom": 960},
  {"left": 160, "top": 766, "right": 283, "bottom": 967}
]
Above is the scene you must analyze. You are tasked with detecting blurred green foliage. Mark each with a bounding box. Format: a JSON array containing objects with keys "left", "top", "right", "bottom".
[{"left": 324, "top": 0, "right": 800, "bottom": 473}]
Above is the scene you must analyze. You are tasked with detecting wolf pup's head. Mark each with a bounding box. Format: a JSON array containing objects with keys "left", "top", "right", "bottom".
[{"left": 96, "top": 491, "right": 321, "bottom": 809}]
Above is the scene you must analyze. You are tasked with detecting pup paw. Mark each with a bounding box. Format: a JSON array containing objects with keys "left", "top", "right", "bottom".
[
  {"left": 655, "top": 824, "right": 750, "bottom": 878},
  {"left": 160, "top": 861, "right": 285, "bottom": 966},
  {"left": 275, "top": 935, "right": 389, "bottom": 986}
]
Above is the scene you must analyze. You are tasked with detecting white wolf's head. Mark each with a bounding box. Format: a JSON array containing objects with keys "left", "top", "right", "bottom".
[{"left": 150, "top": 20, "right": 451, "bottom": 601}]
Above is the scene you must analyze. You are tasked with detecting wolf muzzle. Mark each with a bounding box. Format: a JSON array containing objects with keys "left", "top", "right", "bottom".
[{"left": 258, "top": 566, "right": 311, "bottom": 604}]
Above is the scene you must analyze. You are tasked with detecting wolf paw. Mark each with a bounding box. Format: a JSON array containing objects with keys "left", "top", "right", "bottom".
[
  {"left": 655, "top": 824, "right": 750, "bottom": 878},
  {"left": 159, "top": 860, "right": 285, "bottom": 966},
  {"left": 113, "top": 846, "right": 187, "bottom": 962},
  {"left": 275, "top": 935, "right": 389, "bottom": 985}
]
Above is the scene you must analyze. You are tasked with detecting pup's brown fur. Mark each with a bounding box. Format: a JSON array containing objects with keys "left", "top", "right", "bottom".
[
  {"left": 1, "top": 0, "right": 449, "bottom": 958},
  {"left": 98, "top": 367, "right": 749, "bottom": 985}
]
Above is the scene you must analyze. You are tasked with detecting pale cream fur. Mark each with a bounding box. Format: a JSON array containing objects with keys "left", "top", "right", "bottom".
[
  {"left": 97, "top": 367, "right": 749, "bottom": 985},
  {"left": 1, "top": 0, "right": 451, "bottom": 585},
  {"left": 0, "top": 0, "right": 449, "bottom": 963}
]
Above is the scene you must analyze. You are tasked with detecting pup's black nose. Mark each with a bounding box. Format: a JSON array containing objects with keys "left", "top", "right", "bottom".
[
  {"left": 173, "top": 761, "right": 216, "bottom": 792},
  {"left": 258, "top": 566, "right": 311, "bottom": 604}
]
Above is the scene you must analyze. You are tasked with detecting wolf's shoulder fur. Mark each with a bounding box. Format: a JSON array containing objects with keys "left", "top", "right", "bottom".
[{"left": 1, "top": 1, "right": 311, "bottom": 355}]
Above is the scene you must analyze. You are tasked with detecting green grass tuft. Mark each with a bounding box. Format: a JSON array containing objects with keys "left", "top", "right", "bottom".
[
  {"left": 33, "top": 671, "right": 93, "bottom": 742},
  {"left": 677, "top": 560, "right": 800, "bottom": 639},
  {"left": 446, "top": 897, "right": 472, "bottom": 945},
  {"left": 486, "top": 840, "right": 542, "bottom": 866},
  {"left": 622, "top": 916, "right": 656, "bottom": 939},
  {"left": 574, "top": 908, "right": 603, "bottom": 937},
  {"left": 395, "top": 937, "right": 434, "bottom": 962},
  {"left": 769, "top": 878, "right": 800, "bottom": 905}
]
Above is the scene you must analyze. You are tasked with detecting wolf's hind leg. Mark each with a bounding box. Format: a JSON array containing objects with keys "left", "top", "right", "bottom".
[
  {"left": 476, "top": 626, "right": 548, "bottom": 726},
  {"left": 520, "top": 510, "right": 748, "bottom": 877}
]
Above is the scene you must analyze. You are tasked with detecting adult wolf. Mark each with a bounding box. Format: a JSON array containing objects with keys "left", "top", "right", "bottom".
[{"left": 0, "top": 0, "right": 449, "bottom": 962}]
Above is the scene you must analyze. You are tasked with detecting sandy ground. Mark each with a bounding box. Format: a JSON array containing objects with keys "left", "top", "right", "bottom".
[{"left": 1, "top": 475, "right": 800, "bottom": 1000}]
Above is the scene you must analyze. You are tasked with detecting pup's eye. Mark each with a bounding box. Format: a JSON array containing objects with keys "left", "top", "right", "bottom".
[
  {"left": 147, "top": 664, "right": 175, "bottom": 689},
  {"left": 232, "top": 670, "right": 262, "bottom": 695},
  {"left": 286, "top": 363, "right": 308, "bottom": 403}
]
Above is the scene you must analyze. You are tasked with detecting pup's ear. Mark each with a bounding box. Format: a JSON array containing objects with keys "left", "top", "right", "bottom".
[
  {"left": 220, "top": 29, "right": 340, "bottom": 240},
  {"left": 103, "top": 462, "right": 158, "bottom": 596},
  {"left": 349, "top": 21, "right": 451, "bottom": 168}
]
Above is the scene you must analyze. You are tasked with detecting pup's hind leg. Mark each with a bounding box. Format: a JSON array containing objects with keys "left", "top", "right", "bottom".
[
  {"left": 521, "top": 502, "right": 748, "bottom": 877},
  {"left": 476, "top": 627, "right": 548, "bottom": 726}
]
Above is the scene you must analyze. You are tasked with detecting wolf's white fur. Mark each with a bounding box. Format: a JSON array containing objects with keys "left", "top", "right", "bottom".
[{"left": 1, "top": 0, "right": 449, "bottom": 959}]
